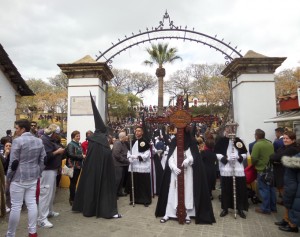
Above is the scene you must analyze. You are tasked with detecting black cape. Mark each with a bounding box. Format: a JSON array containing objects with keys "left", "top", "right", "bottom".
[
  {"left": 153, "top": 152, "right": 164, "bottom": 195},
  {"left": 214, "top": 137, "right": 247, "bottom": 155},
  {"left": 155, "top": 137, "right": 216, "bottom": 224},
  {"left": 72, "top": 133, "right": 118, "bottom": 218},
  {"left": 201, "top": 149, "right": 218, "bottom": 193}
]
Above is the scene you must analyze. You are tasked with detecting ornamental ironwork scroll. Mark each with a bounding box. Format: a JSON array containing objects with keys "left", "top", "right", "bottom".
[{"left": 96, "top": 11, "right": 243, "bottom": 68}]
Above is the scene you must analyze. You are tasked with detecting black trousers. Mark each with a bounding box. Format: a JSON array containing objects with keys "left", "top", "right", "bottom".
[{"left": 115, "top": 166, "right": 127, "bottom": 195}]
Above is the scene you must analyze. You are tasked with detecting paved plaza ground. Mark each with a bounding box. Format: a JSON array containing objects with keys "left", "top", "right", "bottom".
[{"left": 0, "top": 186, "right": 298, "bottom": 237}]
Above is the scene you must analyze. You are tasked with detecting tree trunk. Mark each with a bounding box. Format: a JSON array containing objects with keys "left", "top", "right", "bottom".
[
  {"left": 157, "top": 76, "right": 164, "bottom": 115},
  {"left": 156, "top": 67, "right": 165, "bottom": 116}
]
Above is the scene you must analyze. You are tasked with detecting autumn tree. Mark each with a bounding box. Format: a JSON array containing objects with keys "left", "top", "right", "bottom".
[
  {"left": 19, "top": 79, "right": 51, "bottom": 121},
  {"left": 48, "top": 72, "right": 68, "bottom": 128},
  {"left": 189, "top": 64, "right": 225, "bottom": 105},
  {"left": 20, "top": 73, "right": 68, "bottom": 129},
  {"left": 275, "top": 68, "right": 300, "bottom": 97}
]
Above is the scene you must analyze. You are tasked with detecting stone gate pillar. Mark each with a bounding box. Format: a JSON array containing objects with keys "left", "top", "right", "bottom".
[
  {"left": 58, "top": 55, "right": 113, "bottom": 143},
  {"left": 221, "top": 50, "right": 286, "bottom": 148}
]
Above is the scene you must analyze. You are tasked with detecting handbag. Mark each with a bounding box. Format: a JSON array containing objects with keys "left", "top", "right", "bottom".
[
  {"left": 244, "top": 164, "right": 257, "bottom": 184},
  {"left": 261, "top": 162, "right": 274, "bottom": 186},
  {"left": 62, "top": 164, "right": 74, "bottom": 178}
]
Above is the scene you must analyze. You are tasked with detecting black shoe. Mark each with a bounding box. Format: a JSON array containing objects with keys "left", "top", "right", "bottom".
[
  {"left": 220, "top": 209, "right": 228, "bottom": 217},
  {"left": 117, "top": 192, "right": 127, "bottom": 197},
  {"left": 144, "top": 203, "right": 149, "bottom": 207},
  {"left": 275, "top": 219, "right": 288, "bottom": 227},
  {"left": 237, "top": 210, "right": 246, "bottom": 219},
  {"left": 279, "top": 225, "right": 299, "bottom": 233}
]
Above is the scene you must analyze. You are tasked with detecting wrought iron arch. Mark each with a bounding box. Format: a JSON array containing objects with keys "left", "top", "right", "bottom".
[{"left": 96, "top": 11, "right": 243, "bottom": 68}]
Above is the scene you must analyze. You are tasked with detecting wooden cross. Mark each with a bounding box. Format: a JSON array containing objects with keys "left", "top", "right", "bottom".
[{"left": 146, "top": 96, "right": 217, "bottom": 224}]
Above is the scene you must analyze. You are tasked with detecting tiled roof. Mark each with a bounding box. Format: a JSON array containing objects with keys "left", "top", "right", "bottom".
[
  {"left": 73, "top": 55, "right": 97, "bottom": 64},
  {"left": 243, "top": 50, "right": 267, "bottom": 58},
  {"left": 0, "top": 44, "right": 34, "bottom": 96},
  {"left": 278, "top": 93, "right": 297, "bottom": 101}
]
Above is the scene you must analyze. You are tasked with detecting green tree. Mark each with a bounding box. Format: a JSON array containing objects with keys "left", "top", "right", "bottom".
[
  {"left": 143, "top": 43, "right": 182, "bottom": 115},
  {"left": 107, "top": 87, "right": 142, "bottom": 122}
]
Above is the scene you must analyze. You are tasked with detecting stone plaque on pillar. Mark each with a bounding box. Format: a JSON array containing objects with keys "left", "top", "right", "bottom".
[{"left": 58, "top": 55, "right": 113, "bottom": 143}]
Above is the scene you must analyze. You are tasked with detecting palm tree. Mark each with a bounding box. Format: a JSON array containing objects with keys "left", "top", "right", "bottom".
[{"left": 143, "top": 43, "right": 182, "bottom": 115}]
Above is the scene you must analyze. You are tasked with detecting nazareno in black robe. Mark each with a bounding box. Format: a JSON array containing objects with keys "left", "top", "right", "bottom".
[
  {"left": 155, "top": 134, "right": 216, "bottom": 224},
  {"left": 72, "top": 92, "right": 118, "bottom": 218},
  {"left": 72, "top": 133, "right": 118, "bottom": 218}
]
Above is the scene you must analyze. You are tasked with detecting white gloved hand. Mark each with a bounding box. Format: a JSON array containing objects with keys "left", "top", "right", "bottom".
[
  {"left": 229, "top": 154, "right": 236, "bottom": 161},
  {"left": 182, "top": 159, "right": 190, "bottom": 168},
  {"left": 128, "top": 154, "right": 137, "bottom": 160},
  {"left": 173, "top": 167, "right": 181, "bottom": 176},
  {"left": 128, "top": 157, "right": 134, "bottom": 163}
]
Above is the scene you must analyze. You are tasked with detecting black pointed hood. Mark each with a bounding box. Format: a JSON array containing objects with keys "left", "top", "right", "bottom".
[
  {"left": 88, "top": 92, "right": 110, "bottom": 148},
  {"left": 90, "top": 92, "right": 106, "bottom": 133}
]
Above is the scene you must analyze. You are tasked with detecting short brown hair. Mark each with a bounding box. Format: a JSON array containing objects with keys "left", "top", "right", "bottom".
[
  {"left": 284, "top": 131, "right": 296, "bottom": 141},
  {"left": 15, "top": 119, "right": 31, "bottom": 132},
  {"left": 205, "top": 138, "right": 215, "bottom": 150},
  {"left": 71, "top": 130, "right": 80, "bottom": 139},
  {"left": 255, "top": 129, "right": 265, "bottom": 139}
]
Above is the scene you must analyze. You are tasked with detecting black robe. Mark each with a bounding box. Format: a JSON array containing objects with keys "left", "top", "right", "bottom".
[
  {"left": 72, "top": 133, "right": 118, "bottom": 218},
  {"left": 201, "top": 149, "right": 218, "bottom": 194},
  {"left": 153, "top": 152, "right": 164, "bottom": 195},
  {"left": 155, "top": 137, "right": 216, "bottom": 224}
]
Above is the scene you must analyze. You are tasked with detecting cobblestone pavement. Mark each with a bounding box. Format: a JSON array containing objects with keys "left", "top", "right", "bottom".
[{"left": 0, "top": 187, "right": 298, "bottom": 237}]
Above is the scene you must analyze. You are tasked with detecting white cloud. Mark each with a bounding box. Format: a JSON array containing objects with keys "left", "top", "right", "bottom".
[{"left": 1, "top": 0, "right": 300, "bottom": 102}]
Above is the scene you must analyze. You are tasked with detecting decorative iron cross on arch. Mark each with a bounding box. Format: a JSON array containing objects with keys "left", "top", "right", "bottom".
[{"left": 146, "top": 96, "right": 217, "bottom": 224}]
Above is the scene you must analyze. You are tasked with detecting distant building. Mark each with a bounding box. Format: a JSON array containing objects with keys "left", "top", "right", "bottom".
[
  {"left": 0, "top": 44, "right": 34, "bottom": 137},
  {"left": 265, "top": 93, "right": 300, "bottom": 138}
]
